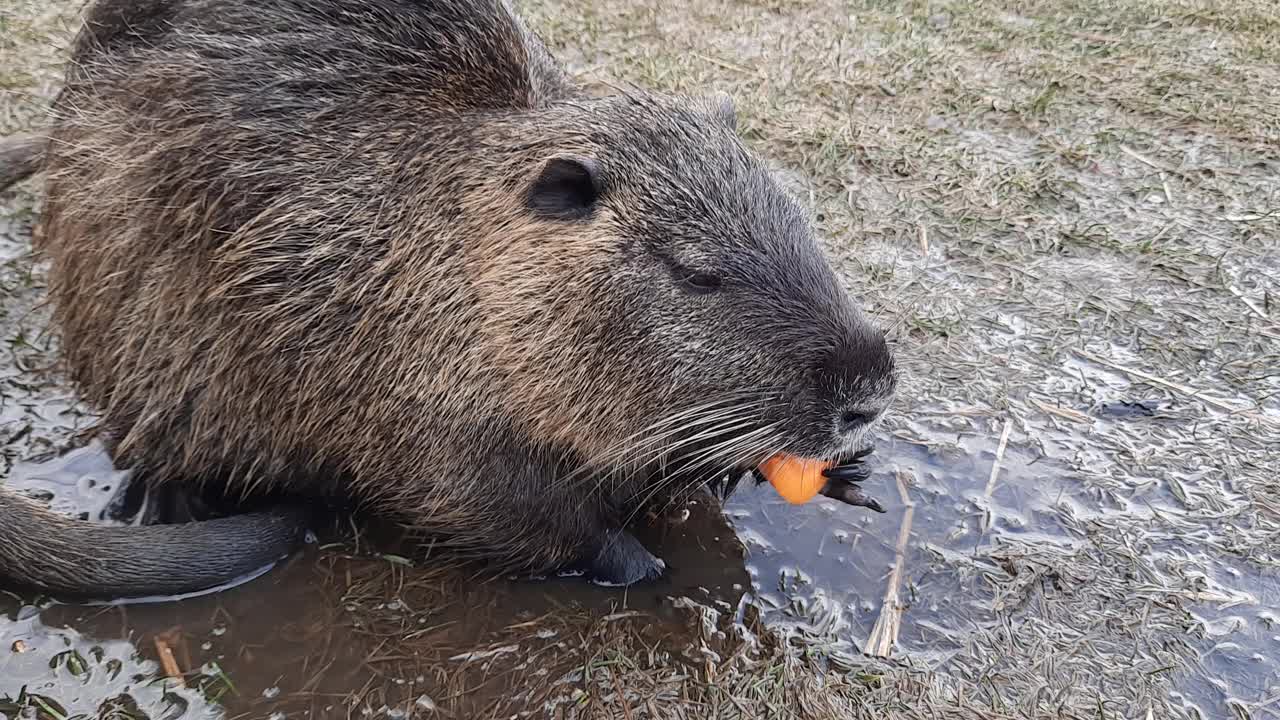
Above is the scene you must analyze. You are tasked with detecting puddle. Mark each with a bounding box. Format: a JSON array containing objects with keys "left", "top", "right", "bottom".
[
  {"left": 1, "top": 441, "right": 756, "bottom": 718},
  {"left": 735, "top": 427, "right": 1279, "bottom": 710},
  {"left": 3, "top": 411, "right": 1276, "bottom": 718}
]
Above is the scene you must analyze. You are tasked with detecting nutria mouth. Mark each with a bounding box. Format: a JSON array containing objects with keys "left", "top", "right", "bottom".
[
  {"left": 711, "top": 444, "right": 883, "bottom": 513},
  {"left": 728, "top": 446, "right": 874, "bottom": 480}
]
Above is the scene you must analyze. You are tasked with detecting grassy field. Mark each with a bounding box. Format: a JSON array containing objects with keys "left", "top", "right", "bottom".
[{"left": 2, "top": 0, "right": 1278, "bottom": 718}]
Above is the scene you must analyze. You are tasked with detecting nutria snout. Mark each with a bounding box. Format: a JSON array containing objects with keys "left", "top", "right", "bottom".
[{"left": 819, "top": 324, "right": 898, "bottom": 446}]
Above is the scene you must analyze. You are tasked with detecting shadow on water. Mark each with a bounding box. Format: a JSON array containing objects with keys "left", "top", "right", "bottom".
[{"left": 2, "top": 423, "right": 1276, "bottom": 718}]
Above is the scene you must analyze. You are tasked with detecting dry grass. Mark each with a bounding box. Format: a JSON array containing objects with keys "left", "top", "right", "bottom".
[{"left": 2, "top": 0, "right": 1278, "bottom": 718}]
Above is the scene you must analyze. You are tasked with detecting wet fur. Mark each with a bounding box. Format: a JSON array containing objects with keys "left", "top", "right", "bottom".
[
  {"left": 0, "top": 0, "right": 896, "bottom": 598},
  {"left": 0, "top": 490, "right": 305, "bottom": 599}
]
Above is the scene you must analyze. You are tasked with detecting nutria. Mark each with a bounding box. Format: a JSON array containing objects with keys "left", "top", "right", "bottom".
[{"left": 0, "top": 0, "right": 897, "bottom": 600}]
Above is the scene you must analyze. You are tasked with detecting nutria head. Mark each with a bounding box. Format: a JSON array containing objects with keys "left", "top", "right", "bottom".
[{"left": 469, "top": 92, "right": 897, "bottom": 482}]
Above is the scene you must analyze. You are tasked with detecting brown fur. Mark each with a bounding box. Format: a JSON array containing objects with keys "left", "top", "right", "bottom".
[{"left": 1, "top": 0, "right": 897, "bottom": 597}]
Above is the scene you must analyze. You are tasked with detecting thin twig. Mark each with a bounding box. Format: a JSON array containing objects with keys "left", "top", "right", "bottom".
[
  {"left": 1118, "top": 144, "right": 1195, "bottom": 183},
  {"left": 154, "top": 634, "right": 186, "bottom": 687},
  {"left": 690, "top": 52, "right": 761, "bottom": 78},
  {"left": 610, "top": 663, "right": 635, "bottom": 720},
  {"left": 1226, "top": 285, "right": 1269, "bottom": 320},
  {"left": 864, "top": 470, "right": 915, "bottom": 658},
  {"left": 1073, "top": 349, "right": 1247, "bottom": 414},
  {"left": 1028, "top": 397, "right": 1092, "bottom": 424},
  {"left": 983, "top": 418, "right": 1013, "bottom": 498}
]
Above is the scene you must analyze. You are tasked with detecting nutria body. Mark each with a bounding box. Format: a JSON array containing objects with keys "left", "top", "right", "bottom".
[{"left": 0, "top": 0, "right": 896, "bottom": 599}]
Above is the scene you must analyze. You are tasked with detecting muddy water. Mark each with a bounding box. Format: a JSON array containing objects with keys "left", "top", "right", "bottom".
[
  {"left": 0, "top": 440, "right": 756, "bottom": 718},
  {"left": 2, "top": 417, "right": 1275, "bottom": 718}
]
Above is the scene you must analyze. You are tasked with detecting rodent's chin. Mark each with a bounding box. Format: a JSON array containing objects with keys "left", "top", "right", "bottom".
[{"left": 821, "top": 429, "right": 872, "bottom": 461}]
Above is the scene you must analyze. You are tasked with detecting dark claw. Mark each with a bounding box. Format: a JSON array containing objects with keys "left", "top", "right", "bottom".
[
  {"left": 822, "top": 463, "right": 871, "bottom": 482},
  {"left": 820, "top": 479, "right": 885, "bottom": 513},
  {"left": 822, "top": 445, "right": 875, "bottom": 482},
  {"left": 710, "top": 468, "right": 746, "bottom": 500}
]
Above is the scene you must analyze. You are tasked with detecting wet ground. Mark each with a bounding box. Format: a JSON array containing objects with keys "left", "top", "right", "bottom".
[
  {"left": 3, "top": 380, "right": 1277, "bottom": 719},
  {"left": 3, "top": 0, "right": 1279, "bottom": 718}
]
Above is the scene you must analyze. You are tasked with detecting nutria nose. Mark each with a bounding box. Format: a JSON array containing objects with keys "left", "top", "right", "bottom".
[
  {"left": 819, "top": 324, "right": 896, "bottom": 433},
  {"left": 838, "top": 407, "right": 877, "bottom": 432}
]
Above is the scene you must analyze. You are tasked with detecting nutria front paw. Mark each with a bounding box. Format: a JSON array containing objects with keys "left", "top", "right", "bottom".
[
  {"left": 820, "top": 446, "right": 884, "bottom": 512},
  {"left": 582, "top": 529, "right": 665, "bottom": 587}
]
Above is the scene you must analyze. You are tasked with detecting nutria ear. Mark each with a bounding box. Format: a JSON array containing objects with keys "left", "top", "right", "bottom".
[
  {"left": 527, "top": 155, "right": 601, "bottom": 220},
  {"left": 702, "top": 91, "right": 737, "bottom": 132}
]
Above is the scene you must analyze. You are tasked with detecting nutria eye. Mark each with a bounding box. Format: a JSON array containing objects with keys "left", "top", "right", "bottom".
[
  {"left": 527, "top": 155, "right": 601, "bottom": 221},
  {"left": 682, "top": 272, "right": 722, "bottom": 295}
]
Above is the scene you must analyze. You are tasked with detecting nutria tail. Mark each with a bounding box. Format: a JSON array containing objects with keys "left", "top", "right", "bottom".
[
  {"left": 0, "top": 487, "right": 309, "bottom": 601},
  {"left": 0, "top": 134, "right": 46, "bottom": 192}
]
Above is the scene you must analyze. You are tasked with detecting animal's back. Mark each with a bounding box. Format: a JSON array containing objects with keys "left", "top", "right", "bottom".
[
  {"left": 67, "top": 0, "right": 571, "bottom": 109},
  {"left": 39, "top": 0, "right": 574, "bottom": 481}
]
